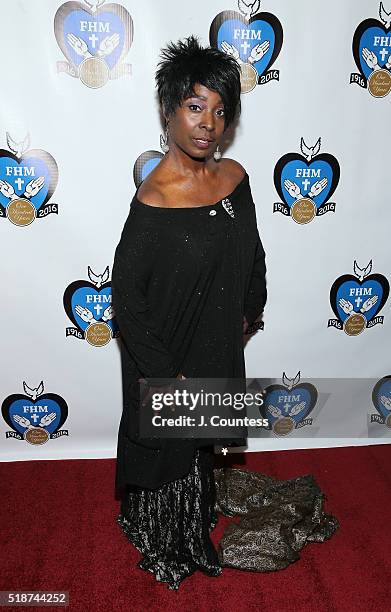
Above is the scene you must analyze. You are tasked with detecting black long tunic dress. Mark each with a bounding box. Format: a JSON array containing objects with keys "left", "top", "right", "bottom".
[
  {"left": 111, "top": 172, "right": 339, "bottom": 590},
  {"left": 111, "top": 171, "right": 266, "bottom": 588},
  {"left": 112, "top": 171, "right": 266, "bottom": 492}
]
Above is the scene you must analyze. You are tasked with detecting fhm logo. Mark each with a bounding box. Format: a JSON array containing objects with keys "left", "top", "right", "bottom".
[
  {"left": 54, "top": 0, "right": 134, "bottom": 88},
  {"left": 258, "top": 372, "right": 317, "bottom": 436},
  {"left": 371, "top": 375, "right": 391, "bottom": 428},
  {"left": 1, "top": 381, "right": 69, "bottom": 445},
  {"left": 328, "top": 260, "right": 390, "bottom": 335},
  {"left": 0, "top": 133, "right": 59, "bottom": 226},
  {"left": 63, "top": 266, "right": 119, "bottom": 346},
  {"left": 273, "top": 138, "right": 340, "bottom": 224},
  {"left": 350, "top": 2, "right": 391, "bottom": 97},
  {"left": 210, "top": 0, "right": 283, "bottom": 93}
]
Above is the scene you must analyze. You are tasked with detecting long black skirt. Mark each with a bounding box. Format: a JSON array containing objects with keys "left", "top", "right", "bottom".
[
  {"left": 117, "top": 446, "right": 222, "bottom": 590},
  {"left": 117, "top": 449, "right": 340, "bottom": 590}
]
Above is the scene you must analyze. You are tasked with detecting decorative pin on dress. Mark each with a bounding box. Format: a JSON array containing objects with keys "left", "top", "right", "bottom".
[{"left": 221, "top": 197, "right": 235, "bottom": 218}]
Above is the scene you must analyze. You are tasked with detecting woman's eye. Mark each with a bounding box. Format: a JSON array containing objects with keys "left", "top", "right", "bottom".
[{"left": 188, "top": 105, "right": 224, "bottom": 116}]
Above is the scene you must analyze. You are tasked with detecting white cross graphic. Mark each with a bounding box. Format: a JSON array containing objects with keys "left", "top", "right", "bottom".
[
  {"left": 379, "top": 48, "right": 389, "bottom": 62},
  {"left": 89, "top": 33, "right": 99, "bottom": 48},
  {"left": 93, "top": 303, "right": 103, "bottom": 316},
  {"left": 241, "top": 40, "right": 251, "bottom": 55},
  {"left": 14, "top": 177, "right": 24, "bottom": 191}
]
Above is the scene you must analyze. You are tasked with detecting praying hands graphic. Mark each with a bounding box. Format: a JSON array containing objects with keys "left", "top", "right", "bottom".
[
  {"left": 220, "top": 39, "right": 270, "bottom": 65},
  {"left": 0, "top": 177, "right": 45, "bottom": 201},
  {"left": 380, "top": 395, "right": 391, "bottom": 411},
  {"left": 13, "top": 412, "right": 57, "bottom": 429},
  {"left": 267, "top": 401, "right": 306, "bottom": 418},
  {"left": 67, "top": 32, "right": 120, "bottom": 58},
  {"left": 75, "top": 304, "right": 115, "bottom": 325},
  {"left": 338, "top": 295, "right": 379, "bottom": 316},
  {"left": 362, "top": 47, "right": 391, "bottom": 72},
  {"left": 283, "top": 177, "right": 328, "bottom": 201}
]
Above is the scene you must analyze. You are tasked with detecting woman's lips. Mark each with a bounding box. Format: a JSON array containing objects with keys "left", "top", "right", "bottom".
[{"left": 193, "top": 138, "right": 213, "bottom": 150}]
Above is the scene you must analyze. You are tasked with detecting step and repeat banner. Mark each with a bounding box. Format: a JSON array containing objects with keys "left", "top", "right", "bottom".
[{"left": 1, "top": 0, "right": 390, "bottom": 462}]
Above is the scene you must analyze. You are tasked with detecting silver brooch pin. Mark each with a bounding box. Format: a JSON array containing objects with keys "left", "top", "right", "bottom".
[{"left": 221, "top": 197, "right": 235, "bottom": 218}]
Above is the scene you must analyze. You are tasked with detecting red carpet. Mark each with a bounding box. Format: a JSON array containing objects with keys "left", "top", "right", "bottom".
[{"left": 1, "top": 444, "right": 391, "bottom": 611}]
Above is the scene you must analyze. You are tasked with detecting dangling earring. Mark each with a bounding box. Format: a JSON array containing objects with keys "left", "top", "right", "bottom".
[
  {"left": 213, "top": 143, "right": 222, "bottom": 161},
  {"left": 160, "top": 122, "right": 169, "bottom": 153}
]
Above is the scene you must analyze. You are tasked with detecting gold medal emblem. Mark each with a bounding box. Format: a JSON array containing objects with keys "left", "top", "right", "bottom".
[
  {"left": 7, "top": 198, "right": 36, "bottom": 226},
  {"left": 368, "top": 69, "right": 391, "bottom": 98},
  {"left": 273, "top": 417, "right": 294, "bottom": 436},
  {"left": 85, "top": 321, "right": 112, "bottom": 346},
  {"left": 79, "top": 57, "right": 109, "bottom": 89},
  {"left": 343, "top": 313, "right": 366, "bottom": 336},
  {"left": 240, "top": 63, "right": 258, "bottom": 93},
  {"left": 24, "top": 427, "right": 49, "bottom": 445},
  {"left": 385, "top": 414, "right": 391, "bottom": 428},
  {"left": 291, "top": 198, "right": 316, "bottom": 224}
]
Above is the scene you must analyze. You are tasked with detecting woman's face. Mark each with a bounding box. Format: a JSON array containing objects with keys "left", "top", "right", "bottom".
[{"left": 166, "top": 83, "right": 225, "bottom": 159}]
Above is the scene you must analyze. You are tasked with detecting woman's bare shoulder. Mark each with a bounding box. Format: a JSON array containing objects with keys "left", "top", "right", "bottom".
[
  {"left": 136, "top": 168, "right": 169, "bottom": 207},
  {"left": 218, "top": 158, "right": 247, "bottom": 186},
  {"left": 136, "top": 159, "right": 247, "bottom": 207}
]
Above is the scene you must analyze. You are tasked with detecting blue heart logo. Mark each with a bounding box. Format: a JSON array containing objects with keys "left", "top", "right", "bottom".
[
  {"left": 0, "top": 149, "right": 58, "bottom": 212},
  {"left": 64, "top": 280, "right": 118, "bottom": 334},
  {"left": 330, "top": 274, "right": 389, "bottom": 324},
  {"left": 372, "top": 376, "right": 391, "bottom": 423},
  {"left": 259, "top": 383, "right": 317, "bottom": 429},
  {"left": 353, "top": 19, "right": 391, "bottom": 80},
  {"left": 134, "top": 150, "right": 164, "bottom": 188},
  {"left": 218, "top": 18, "right": 275, "bottom": 76},
  {"left": 210, "top": 10, "right": 283, "bottom": 80},
  {"left": 55, "top": 2, "right": 134, "bottom": 71},
  {"left": 2, "top": 393, "right": 68, "bottom": 437},
  {"left": 274, "top": 153, "right": 340, "bottom": 210}
]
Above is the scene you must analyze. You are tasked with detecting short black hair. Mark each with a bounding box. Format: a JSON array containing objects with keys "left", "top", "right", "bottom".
[{"left": 155, "top": 34, "right": 241, "bottom": 131}]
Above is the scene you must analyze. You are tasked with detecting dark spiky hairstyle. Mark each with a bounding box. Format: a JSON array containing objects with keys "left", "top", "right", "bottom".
[{"left": 155, "top": 35, "right": 241, "bottom": 131}]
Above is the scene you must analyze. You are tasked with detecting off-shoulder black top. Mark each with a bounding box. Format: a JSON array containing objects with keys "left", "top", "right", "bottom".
[{"left": 112, "top": 171, "right": 267, "bottom": 489}]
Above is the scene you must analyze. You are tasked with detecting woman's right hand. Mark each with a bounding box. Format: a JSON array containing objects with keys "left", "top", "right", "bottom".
[{"left": 138, "top": 373, "right": 186, "bottom": 407}]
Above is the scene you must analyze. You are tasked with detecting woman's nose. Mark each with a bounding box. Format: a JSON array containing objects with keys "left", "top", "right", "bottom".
[{"left": 200, "top": 111, "right": 215, "bottom": 130}]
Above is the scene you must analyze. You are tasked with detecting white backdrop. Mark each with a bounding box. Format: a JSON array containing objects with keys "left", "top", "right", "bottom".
[{"left": 1, "top": 0, "right": 390, "bottom": 462}]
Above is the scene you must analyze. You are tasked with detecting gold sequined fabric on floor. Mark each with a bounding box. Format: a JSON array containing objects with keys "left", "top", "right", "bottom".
[{"left": 215, "top": 467, "right": 339, "bottom": 571}]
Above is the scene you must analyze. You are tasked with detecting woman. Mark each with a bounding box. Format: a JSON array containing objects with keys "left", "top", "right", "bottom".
[{"left": 112, "top": 35, "right": 338, "bottom": 590}]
